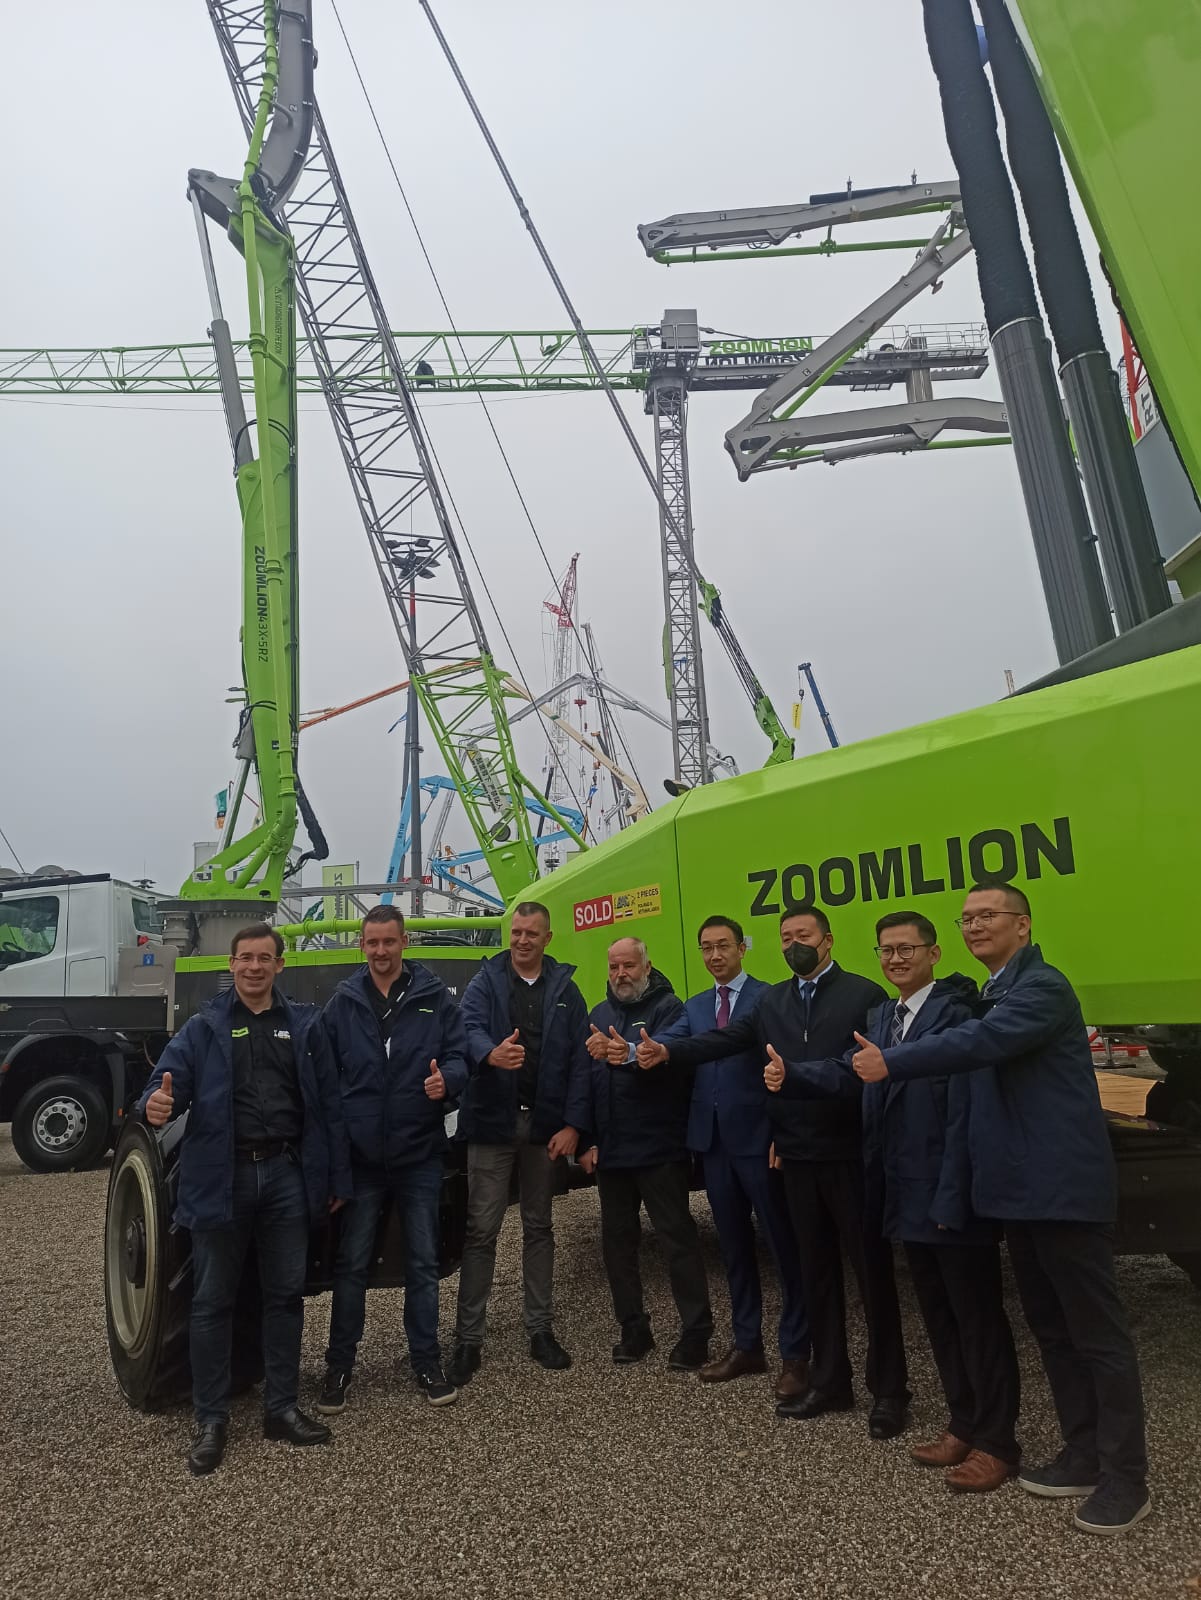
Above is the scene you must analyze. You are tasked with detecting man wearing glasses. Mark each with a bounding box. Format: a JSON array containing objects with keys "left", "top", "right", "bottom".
[
  {"left": 657, "top": 917, "right": 810, "bottom": 1400},
  {"left": 860, "top": 911, "right": 1020, "bottom": 1494},
  {"left": 139, "top": 923, "right": 352, "bottom": 1476},
  {"left": 852, "top": 883, "right": 1149, "bottom": 1536}
]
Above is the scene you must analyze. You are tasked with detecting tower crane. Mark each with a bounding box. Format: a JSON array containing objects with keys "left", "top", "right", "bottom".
[
  {"left": 796, "top": 663, "right": 841, "bottom": 749},
  {"left": 541, "top": 554, "right": 582, "bottom": 871}
]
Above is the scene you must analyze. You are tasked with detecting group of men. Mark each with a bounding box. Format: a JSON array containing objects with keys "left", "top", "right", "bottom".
[{"left": 138, "top": 883, "right": 1151, "bottom": 1538}]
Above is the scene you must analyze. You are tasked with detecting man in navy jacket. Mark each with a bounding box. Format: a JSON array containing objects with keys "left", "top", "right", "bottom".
[
  {"left": 853, "top": 883, "right": 1149, "bottom": 1536},
  {"left": 317, "top": 906, "right": 469, "bottom": 1411},
  {"left": 447, "top": 901, "right": 591, "bottom": 1386},
  {"left": 139, "top": 923, "right": 352, "bottom": 1477},
  {"left": 658, "top": 915, "right": 809, "bottom": 1399},
  {"left": 860, "top": 911, "right": 1020, "bottom": 1494},
  {"left": 579, "top": 937, "right": 713, "bottom": 1369}
]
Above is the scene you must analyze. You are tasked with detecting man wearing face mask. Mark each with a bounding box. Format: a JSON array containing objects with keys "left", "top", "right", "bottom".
[{"left": 638, "top": 906, "right": 907, "bottom": 1438}]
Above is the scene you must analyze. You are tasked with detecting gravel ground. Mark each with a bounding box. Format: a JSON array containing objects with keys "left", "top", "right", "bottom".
[{"left": 1, "top": 1133, "right": 1199, "bottom": 1600}]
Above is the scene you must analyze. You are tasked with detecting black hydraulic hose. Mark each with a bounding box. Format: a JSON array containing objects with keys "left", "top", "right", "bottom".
[
  {"left": 922, "top": 0, "right": 1037, "bottom": 334},
  {"left": 976, "top": 0, "right": 1100, "bottom": 361}
]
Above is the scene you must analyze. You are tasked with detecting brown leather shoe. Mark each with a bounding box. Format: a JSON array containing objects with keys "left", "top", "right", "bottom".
[
  {"left": 698, "top": 1346, "right": 768, "bottom": 1384},
  {"left": 911, "top": 1430, "right": 971, "bottom": 1468},
  {"left": 773, "top": 1358, "right": 810, "bottom": 1402},
  {"left": 945, "top": 1449, "right": 1018, "bottom": 1494}
]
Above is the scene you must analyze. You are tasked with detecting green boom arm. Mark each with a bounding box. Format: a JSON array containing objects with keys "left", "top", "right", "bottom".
[{"left": 182, "top": 0, "right": 315, "bottom": 905}]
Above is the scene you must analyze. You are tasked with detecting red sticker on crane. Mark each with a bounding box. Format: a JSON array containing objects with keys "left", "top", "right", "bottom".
[{"left": 572, "top": 895, "right": 614, "bottom": 932}]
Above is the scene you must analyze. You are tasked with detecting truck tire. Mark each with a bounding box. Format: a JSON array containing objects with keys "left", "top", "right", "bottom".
[
  {"left": 104, "top": 1118, "right": 264, "bottom": 1412},
  {"left": 12, "top": 1074, "right": 110, "bottom": 1173},
  {"left": 105, "top": 1120, "right": 192, "bottom": 1410},
  {"left": 1168, "top": 1251, "right": 1201, "bottom": 1292}
]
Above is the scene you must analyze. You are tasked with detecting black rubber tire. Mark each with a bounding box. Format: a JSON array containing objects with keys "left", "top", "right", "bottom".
[
  {"left": 11, "top": 1074, "right": 110, "bottom": 1173},
  {"left": 1168, "top": 1251, "right": 1201, "bottom": 1292},
  {"left": 104, "top": 1119, "right": 192, "bottom": 1411}
]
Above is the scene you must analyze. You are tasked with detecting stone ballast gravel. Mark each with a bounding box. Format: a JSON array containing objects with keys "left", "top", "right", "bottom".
[{"left": 1, "top": 1133, "right": 1199, "bottom": 1599}]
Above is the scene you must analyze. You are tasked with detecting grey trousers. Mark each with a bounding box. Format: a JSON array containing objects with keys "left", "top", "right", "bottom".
[{"left": 455, "top": 1111, "right": 560, "bottom": 1343}]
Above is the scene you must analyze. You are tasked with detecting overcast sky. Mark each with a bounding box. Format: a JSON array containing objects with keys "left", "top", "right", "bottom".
[{"left": 1, "top": 1, "right": 1116, "bottom": 892}]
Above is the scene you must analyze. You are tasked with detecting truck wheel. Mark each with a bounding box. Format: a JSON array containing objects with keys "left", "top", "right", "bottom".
[
  {"left": 104, "top": 1121, "right": 191, "bottom": 1410},
  {"left": 1168, "top": 1252, "right": 1201, "bottom": 1292},
  {"left": 11, "top": 1075, "right": 110, "bottom": 1173}
]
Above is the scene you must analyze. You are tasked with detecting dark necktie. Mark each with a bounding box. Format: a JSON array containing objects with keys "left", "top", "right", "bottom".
[
  {"left": 890, "top": 1001, "right": 908, "bottom": 1047},
  {"left": 716, "top": 985, "right": 731, "bottom": 1028},
  {"left": 981, "top": 976, "right": 999, "bottom": 1002},
  {"left": 799, "top": 980, "right": 815, "bottom": 1036}
]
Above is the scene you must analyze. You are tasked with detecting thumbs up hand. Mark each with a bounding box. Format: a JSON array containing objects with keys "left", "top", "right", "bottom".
[
  {"left": 605, "top": 1025, "right": 631, "bottom": 1066},
  {"left": 764, "top": 1044, "right": 785, "bottom": 1093},
  {"left": 489, "top": 1028, "right": 525, "bottom": 1070},
  {"left": 146, "top": 1069, "right": 174, "bottom": 1127},
  {"left": 635, "top": 1028, "right": 668, "bottom": 1070},
  {"left": 586, "top": 1023, "right": 610, "bottom": 1061},
  {"left": 852, "top": 1031, "right": 888, "bottom": 1083},
  {"left": 424, "top": 1058, "right": 447, "bottom": 1101}
]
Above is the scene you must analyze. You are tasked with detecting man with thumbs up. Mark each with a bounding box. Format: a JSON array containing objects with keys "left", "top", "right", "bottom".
[
  {"left": 319, "top": 906, "right": 469, "bottom": 1410},
  {"left": 448, "top": 902, "right": 591, "bottom": 1386},
  {"left": 137, "top": 922, "right": 352, "bottom": 1476},
  {"left": 581, "top": 937, "right": 713, "bottom": 1370}
]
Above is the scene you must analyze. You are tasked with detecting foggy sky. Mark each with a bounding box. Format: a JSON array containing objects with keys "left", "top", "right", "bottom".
[{"left": 2, "top": 1, "right": 1107, "bottom": 892}]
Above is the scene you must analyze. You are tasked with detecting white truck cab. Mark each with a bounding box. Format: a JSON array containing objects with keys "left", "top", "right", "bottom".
[{"left": 0, "top": 872, "right": 162, "bottom": 997}]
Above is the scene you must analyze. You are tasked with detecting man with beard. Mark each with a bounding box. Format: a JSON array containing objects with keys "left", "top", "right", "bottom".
[
  {"left": 579, "top": 937, "right": 713, "bottom": 1370},
  {"left": 638, "top": 906, "right": 908, "bottom": 1437}
]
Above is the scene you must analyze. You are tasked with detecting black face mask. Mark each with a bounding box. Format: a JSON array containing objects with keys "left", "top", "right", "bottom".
[{"left": 784, "top": 940, "right": 822, "bottom": 978}]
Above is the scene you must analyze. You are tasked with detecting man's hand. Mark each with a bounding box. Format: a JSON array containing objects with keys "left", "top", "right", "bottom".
[
  {"left": 852, "top": 1031, "right": 889, "bottom": 1084},
  {"left": 488, "top": 1029, "right": 525, "bottom": 1071},
  {"left": 586, "top": 1024, "right": 610, "bottom": 1061},
  {"left": 635, "top": 1030, "right": 669, "bottom": 1070},
  {"left": 768, "top": 1141, "right": 783, "bottom": 1171},
  {"left": 604, "top": 1025, "right": 630, "bottom": 1066},
  {"left": 764, "top": 1044, "right": 786, "bottom": 1093},
  {"left": 328, "top": 1196, "right": 347, "bottom": 1214},
  {"left": 145, "top": 1070, "right": 174, "bottom": 1128},
  {"left": 547, "top": 1126, "right": 579, "bottom": 1161},
  {"left": 578, "top": 1146, "right": 599, "bottom": 1176},
  {"left": 425, "top": 1058, "right": 447, "bottom": 1100}
]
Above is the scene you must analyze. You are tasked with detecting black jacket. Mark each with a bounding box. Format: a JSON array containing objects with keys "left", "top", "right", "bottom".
[
  {"left": 584, "top": 968, "right": 690, "bottom": 1168},
  {"left": 457, "top": 952, "right": 592, "bottom": 1144},
  {"left": 661, "top": 962, "right": 887, "bottom": 1162}
]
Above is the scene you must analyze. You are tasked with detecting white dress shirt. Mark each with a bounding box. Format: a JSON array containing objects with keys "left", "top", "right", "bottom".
[{"left": 895, "top": 980, "right": 935, "bottom": 1038}]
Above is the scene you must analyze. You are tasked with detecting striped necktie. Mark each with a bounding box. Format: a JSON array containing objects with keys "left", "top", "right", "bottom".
[{"left": 890, "top": 1001, "right": 908, "bottom": 1047}]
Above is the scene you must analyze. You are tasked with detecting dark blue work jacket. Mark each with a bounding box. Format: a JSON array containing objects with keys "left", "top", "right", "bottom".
[
  {"left": 658, "top": 975, "right": 772, "bottom": 1157},
  {"left": 860, "top": 977, "right": 996, "bottom": 1245},
  {"left": 136, "top": 987, "right": 352, "bottom": 1231},
  {"left": 321, "top": 962, "right": 469, "bottom": 1172},
  {"left": 585, "top": 970, "right": 689, "bottom": 1169},
  {"left": 883, "top": 945, "right": 1116, "bottom": 1224},
  {"left": 458, "top": 952, "right": 592, "bottom": 1144}
]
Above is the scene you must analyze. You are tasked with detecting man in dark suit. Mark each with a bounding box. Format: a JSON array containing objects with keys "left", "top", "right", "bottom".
[
  {"left": 860, "top": 911, "right": 1020, "bottom": 1493},
  {"left": 578, "top": 936, "right": 714, "bottom": 1370},
  {"left": 639, "top": 905, "right": 908, "bottom": 1438},
  {"left": 657, "top": 915, "right": 809, "bottom": 1399},
  {"left": 853, "top": 883, "right": 1149, "bottom": 1536}
]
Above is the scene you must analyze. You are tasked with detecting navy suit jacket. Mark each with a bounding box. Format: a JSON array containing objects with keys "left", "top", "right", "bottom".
[
  {"left": 660, "top": 975, "right": 772, "bottom": 1158},
  {"left": 859, "top": 979, "right": 993, "bottom": 1245}
]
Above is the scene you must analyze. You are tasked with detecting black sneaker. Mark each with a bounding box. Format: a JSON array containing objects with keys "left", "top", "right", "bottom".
[
  {"left": 612, "top": 1320, "right": 655, "bottom": 1365},
  {"left": 415, "top": 1365, "right": 459, "bottom": 1407},
  {"left": 667, "top": 1336, "right": 710, "bottom": 1372},
  {"left": 530, "top": 1331, "right": 572, "bottom": 1370},
  {"left": 1074, "top": 1480, "right": 1152, "bottom": 1536},
  {"left": 1018, "top": 1447, "right": 1102, "bottom": 1498},
  {"left": 446, "top": 1342, "right": 482, "bottom": 1388},
  {"left": 316, "top": 1366, "right": 352, "bottom": 1415}
]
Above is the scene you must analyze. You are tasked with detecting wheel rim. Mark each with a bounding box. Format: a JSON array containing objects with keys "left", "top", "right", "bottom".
[
  {"left": 33, "top": 1094, "right": 90, "bottom": 1154},
  {"left": 106, "top": 1144, "right": 159, "bottom": 1357}
]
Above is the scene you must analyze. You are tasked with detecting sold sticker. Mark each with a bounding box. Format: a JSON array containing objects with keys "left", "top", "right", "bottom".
[{"left": 572, "top": 883, "right": 661, "bottom": 932}]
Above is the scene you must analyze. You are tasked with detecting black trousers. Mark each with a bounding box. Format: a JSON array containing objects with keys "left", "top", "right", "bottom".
[
  {"left": 1006, "top": 1221, "right": 1147, "bottom": 1488},
  {"left": 781, "top": 1157, "right": 907, "bottom": 1401},
  {"left": 597, "top": 1160, "right": 714, "bottom": 1341},
  {"left": 905, "top": 1240, "right": 1020, "bottom": 1463}
]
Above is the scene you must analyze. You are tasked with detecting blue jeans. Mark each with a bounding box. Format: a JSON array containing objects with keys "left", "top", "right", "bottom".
[
  {"left": 190, "top": 1153, "right": 310, "bottom": 1425},
  {"left": 325, "top": 1156, "right": 443, "bottom": 1374}
]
